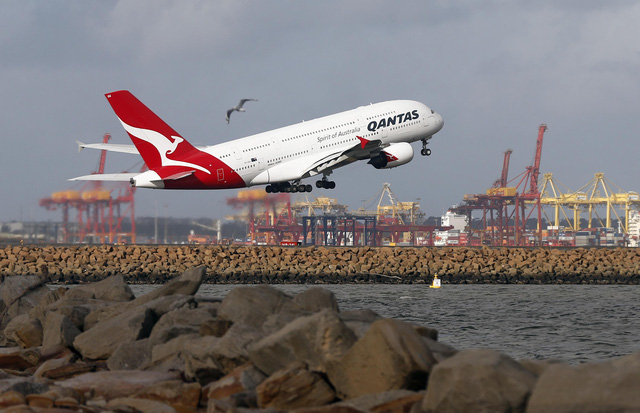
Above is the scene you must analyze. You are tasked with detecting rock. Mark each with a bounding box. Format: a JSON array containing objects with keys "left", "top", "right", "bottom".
[
  {"left": 526, "top": 352, "right": 640, "bottom": 413},
  {"left": 249, "top": 309, "right": 357, "bottom": 376},
  {"left": 218, "top": 285, "right": 296, "bottom": 329},
  {"left": 41, "top": 312, "right": 80, "bottom": 351},
  {"left": 293, "top": 287, "right": 339, "bottom": 313},
  {"left": 420, "top": 348, "right": 536, "bottom": 413},
  {"left": 133, "top": 380, "right": 201, "bottom": 410},
  {"left": 40, "top": 360, "right": 101, "bottom": 380},
  {"left": 73, "top": 306, "right": 155, "bottom": 359},
  {"left": 33, "top": 348, "right": 75, "bottom": 379},
  {"left": 4, "top": 314, "right": 43, "bottom": 348},
  {"left": 339, "top": 309, "right": 382, "bottom": 339},
  {"left": 200, "top": 318, "right": 233, "bottom": 337},
  {"left": 106, "top": 397, "right": 178, "bottom": 413},
  {"left": 1, "top": 276, "right": 46, "bottom": 310},
  {"left": 0, "top": 347, "right": 40, "bottom": 371},
  {"left": 57, "top": 370, "right": 180, "bottom": 400},
  {"left": 148, "top": 306, "right": 215, "bottom": 346},
  {"left": 149, "top": 333, "right": 200, "bottom": 372},
  {"left": 327, "top": 318, "right": 437, "bottom": 399},
  {"left": 183, "top": 336, "right": 225, "bottom": 383},
  {"left": 0, "top": 390, "right": 25, "bottom": 408},
  {"left": 107, "top": 338, "right": 151, "bottom": 370},
  {"left": 257, "top": 364, "right": 336, "bottom": 410},
  {"left": 65, "top": 274, "right": 134, "bottom": 302},
  {"left": 337, "top": 389, "right": 423, "bottom": 413},
  {"left": 205, "top": 363, "right": 267, "bottom": 402}
]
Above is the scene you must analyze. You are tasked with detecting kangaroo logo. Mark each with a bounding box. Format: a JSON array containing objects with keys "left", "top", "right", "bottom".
[{"left": 119, "top": 119, "right": 211, "bottom": 174}]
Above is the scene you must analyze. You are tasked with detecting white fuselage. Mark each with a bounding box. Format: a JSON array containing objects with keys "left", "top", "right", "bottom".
[{"left": 203, "top": 100, "right": 443, "bottom": 186}]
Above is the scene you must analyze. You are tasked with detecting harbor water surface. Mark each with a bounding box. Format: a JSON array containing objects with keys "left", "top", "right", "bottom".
[{"left": 130, "top": 284, "right": 640, "bottom": 364}]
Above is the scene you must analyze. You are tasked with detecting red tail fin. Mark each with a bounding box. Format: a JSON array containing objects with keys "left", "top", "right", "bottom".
[{"left": 105, "top": 91, "right": 198, "bottom": 170}]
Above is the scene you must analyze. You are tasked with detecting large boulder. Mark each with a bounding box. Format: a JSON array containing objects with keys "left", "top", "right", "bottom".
[
  {"left": 41, "top": 312, "right": 80, "bottom": 351},
  {"left": 293, "top": 287, "right": 339, "bottom": 313},
  {"left": 249, "top": 309, "right": 357, "bottom": 376},
  {"left": 82, "top": 267, "right": 205, "bottom": 328},
  {"left": 420, "top": 348, "right": 536, "bottom": 413},
  {"left": 148, "top": 306, "right": 216, "bottom": 346},
  {"left": 327, "top": 318, "right": 437, "bottom": 400},
  {"left": 1, "top": 276, "right": 50, "bottom": 326},
  {"left": 64, "top": 274, "right": 134, "bottom": 302},
  {"left": 4, "top": 314, "right": 43, "bottom": 348},
  {"left": 73, "top": 306, "right": 155, "bottom": 360},
  {"left": 526, "top": 351, "right": 640, "bottom": 413},
  {"left": 217, "top": 285, "right": 297, "bottom": 329}
]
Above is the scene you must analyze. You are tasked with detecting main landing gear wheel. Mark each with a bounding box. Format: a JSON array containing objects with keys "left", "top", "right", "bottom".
[
  {"left": 316, "top": 179, "right": 336, "bottom": 189},
  {"left": 421, "top": 137, "right": 432, "bottom": 156},
  {"left": 265, "top": 183, "right": 313, "bottom": 193}
]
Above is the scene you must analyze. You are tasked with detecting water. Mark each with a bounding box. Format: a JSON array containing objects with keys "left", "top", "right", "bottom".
[{"left": 130, "top": 284, "right": 640, "bottom": 364}]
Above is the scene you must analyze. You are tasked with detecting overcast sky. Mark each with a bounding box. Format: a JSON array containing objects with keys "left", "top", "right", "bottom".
[{"left": 2, "top": 1, "right": 640, "bottom": 224}]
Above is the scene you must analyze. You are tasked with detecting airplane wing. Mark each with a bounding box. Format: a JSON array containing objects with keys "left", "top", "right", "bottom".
[
  {"left": 305, "top": 136, "right": 386, "bottom": 176},
  {"left": 68, "top": 173, "right": 139, "bottom": 182}
]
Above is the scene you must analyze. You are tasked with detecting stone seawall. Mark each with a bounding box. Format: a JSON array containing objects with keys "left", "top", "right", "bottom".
[{"left": 2, "top": 245, "right": 639, "bottom": 284}]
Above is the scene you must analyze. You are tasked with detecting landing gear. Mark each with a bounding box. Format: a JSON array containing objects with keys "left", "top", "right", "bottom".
[
  {"left": 265, "top": 182, "right": 313, "bottom": 193},
  {"left": 316, "top": 177, "right": 336, "bottom": 189},
  {"left": 420, "top": 137, "right": 432, "bottom": 156}
]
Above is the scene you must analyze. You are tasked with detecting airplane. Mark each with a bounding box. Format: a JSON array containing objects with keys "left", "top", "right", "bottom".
[{"left": 70, "top": 90, "right": 444, "bottom": 193}]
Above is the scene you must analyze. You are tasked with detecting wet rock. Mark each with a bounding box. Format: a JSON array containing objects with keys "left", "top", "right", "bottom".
[
  {"left": 420, "top": 348, "right": 536, "bottom": 413},
  {"left": 249, "top": 309, "right": 357, "bottom": 376},
  {"left": 257, "top": 363, "right": 336, "bottom": 410},
  {"left": 327, "top": 318, "right": 437, "bottom": 399},
  {"left": 527, "top": 351, "right": 640, "bottom": 413}
]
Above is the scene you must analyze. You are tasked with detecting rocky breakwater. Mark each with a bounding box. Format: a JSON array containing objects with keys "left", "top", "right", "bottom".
[
  {"left": 3, "top": 245, "right": 640, "bottom": 284},
  {"left": 1, "top": 268, "right": 640, "bottom": 412}
]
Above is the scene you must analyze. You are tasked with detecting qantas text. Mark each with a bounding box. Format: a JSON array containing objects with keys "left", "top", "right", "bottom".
[{"left": 367, "top": 110, "right": 419, "bottom": 132}]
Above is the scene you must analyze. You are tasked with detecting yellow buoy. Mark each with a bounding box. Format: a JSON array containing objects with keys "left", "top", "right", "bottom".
[{"left": 430, "top": 274, "right": 441, "bottom": 289}]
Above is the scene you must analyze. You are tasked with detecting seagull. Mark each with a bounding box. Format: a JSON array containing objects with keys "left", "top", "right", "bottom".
[{"left": 226, "top": 98, "right": 258, "bottom": 124}]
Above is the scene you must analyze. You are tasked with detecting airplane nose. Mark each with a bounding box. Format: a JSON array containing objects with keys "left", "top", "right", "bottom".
[{"left": 433, "top": 111, "right": 444, "bottom": 132}]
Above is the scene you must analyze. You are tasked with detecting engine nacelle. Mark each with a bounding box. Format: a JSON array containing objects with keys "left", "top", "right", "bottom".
[{"left": 368, "top": 142, "right": 414, "bottom": 169}]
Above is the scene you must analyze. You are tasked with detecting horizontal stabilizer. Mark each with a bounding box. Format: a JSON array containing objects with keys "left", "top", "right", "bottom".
[
  {"left": 68, "top": 173, "right": 139, "bottom": 182},
  {"left": 76, "top": 140, "right": 139, "bottom": 154}
]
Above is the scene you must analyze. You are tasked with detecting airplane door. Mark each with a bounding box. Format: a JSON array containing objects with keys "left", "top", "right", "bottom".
[
  {"left": 233, "top": 148, "right": 242, "bottom": 160},
  {"left": 258, "top": 158, "right": 265, "bottom": 171}
]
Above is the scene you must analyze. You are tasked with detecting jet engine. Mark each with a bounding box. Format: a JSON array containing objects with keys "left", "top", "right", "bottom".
[{"left": 368, "top": 142, "right": 414, "bottom": 169}]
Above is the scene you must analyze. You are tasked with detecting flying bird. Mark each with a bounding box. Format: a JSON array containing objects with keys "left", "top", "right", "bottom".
[{"left": 226, "top": 98, "right": 258, "bottom": 124}]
